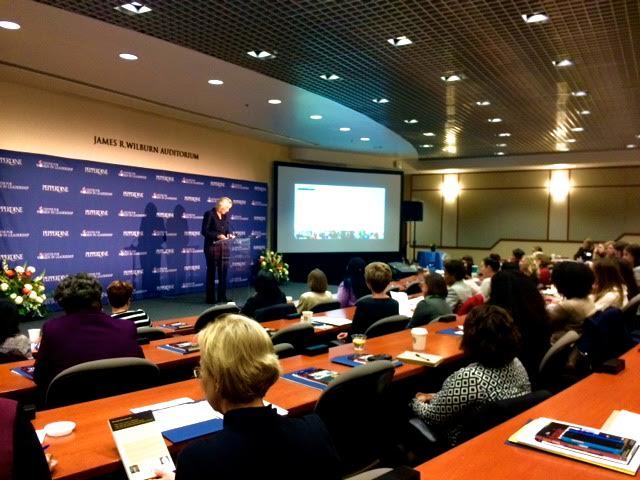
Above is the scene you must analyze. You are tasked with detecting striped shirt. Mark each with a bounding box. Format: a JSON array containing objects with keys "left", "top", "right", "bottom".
[{"left": 111, "top": 309, "right": 151, "bottom": 327}]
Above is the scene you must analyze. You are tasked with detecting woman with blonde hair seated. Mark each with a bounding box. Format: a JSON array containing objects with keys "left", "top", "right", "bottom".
[
  {"left": 297, "top": 268, "right": 334, "bottom": 313},
  {"left": 155, "top": 314, "right": 340, "bottom": 480}
]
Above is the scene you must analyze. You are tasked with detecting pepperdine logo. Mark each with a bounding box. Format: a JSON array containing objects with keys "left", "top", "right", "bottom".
[
  {"left": 36, "top": 206, "right": 73, "bottom": 215},
  {"left": 0, "top": 253, "right": 24, "bottom": 262},
  {"left": 234, "top": 231, "right": 246, "bottom": 236},
  {"left": 118, "top": 210, "right": 145, "bottom": 218},
  {"left": 37, "top": 252, "right": 74, "bottom": 260},
  {"left": 231, "top": 215, "right": 249, "bottom": 221},
  {"left": 231, "top": 183, "right": 249, "bottom": 190},
  {"left": 157, "top": 285, "right": 175, "bottom": 291},
  {"left": 207, "top": 197, "right": 217, "bottom": 203},
  {"left": 85, "top": 251, "right": 109, "bottom": 258},
  {"left": 231, "top": 261, "right": 248, "bottom": 268},
  {"left": 0, "top": 157, "right": 22, "bottom": 167},
  {"left": 122, "top": 191, "right": 144, "bottom": 199},
  {"left": 251, "top": 200, "right": 268, "bottom": 207},
  {"left": 151, "top": 193, "right": 178, "bottom": 201},
  {"left": 181, "top": 282, "right": 204, "bottom": 288},
  {"left": 155, "top": 248, "right": 175, "bottom": 255},
  {"left": 88, "top": 272, "right": 114, "bottom": 279},
  {"left": 254, "top": 185, "right": 267, "bottom": 192},
  {"left": 152, "top": 230, "right": 167, "bottom": 237},
  {"left": 0, "top": 181, "right": 29, "bottom": 191},
  {"left": 0, "top": 206, "right": 23, "bottom": 214},
  {"left": 42, "top": 230, "right": 69, "bottom": 238},
  {"left": 0, "top": 230, "right": 29, "bottom": 238},
  {"left": 184, "top": 265, "right": 201, "bottom": 271},
  {"left": 182, "top": 213, "right": 203, "bottom": 219},
  {"left": 157, "top": 212, "right": 174, "bottom": 219},
  {"left": 230, "top": 276, "right": 249, "bottom": 283},
  {"left": 181, "top": 247, "right": 200, "bottom": 254},
  {"left": 233, "top": 199, "right": 247, "bottom": 205},
  {"left": 184, "top": 195, "right": 200, "bottom": 202},
  {"left": 80, "top": 187, "right": 113, "bottom": 196},
  {"left": 181, "top": 177, "right": 204, "bottom": 185},
  {"left": 85, "top": 209, "right": 109, "bottom": 217},
  {"left": 81, "top": 230, "right": 113, "bottom": 238},
  {"left": 251, "top": 230, "right": 266, "bottom": 237},
  {"left": 253, "top": 216, "right": 266, "bottom": 221},
  {"left": 123, "top": 269, "right": 144, "bottom": 276},
  {"left": 118, "top": 249, "right": 147, "bottom": 256},
  {"left": 42, "top": 184, "right": 69, "bottom": 193},
  {"left": 210, "top": 181, "right": 225, "bottom": 187},
  {"left": 36, "top": 160, "right": 73, "bottom": 171},
  {"left": 123, "top": 230, "right": 144, "bottom": 237},
  {"left": 118, "top": 170, "right": 147, "bottom": 180},
  {"left": 84, "top": 166, "right": 109, "bottom": 175},
  {"left": 253, "top": 245, "right": 266, "bottom": 250},
  {"left": 185, "top": 231, "right": 200, "bottom": 237},
  {"left": 155, "top": 174, "right": 175, "bottom": 182},
  {"left": 43, "top": 274, "right": 66, "bottom": 282},
  {"left": 153, "top": 267, "right": 177, "bottom": 273}
]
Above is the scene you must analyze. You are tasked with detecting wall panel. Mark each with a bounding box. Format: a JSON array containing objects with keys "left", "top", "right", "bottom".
[
  {"left": 411, "top": 191, "right": 442, "bottom": 246},
  {"left": 569, "top": 187, "right": 640, "bottom": 240}
]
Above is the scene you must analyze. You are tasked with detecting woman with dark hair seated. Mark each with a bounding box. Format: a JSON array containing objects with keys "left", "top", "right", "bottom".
[
  {"left": 154, "top": 314, "right": 341, "bottom": 480},
  {"left": 616, "top": 257, "right": 640, "bottom": 300},
  {"left": 0, "top": 299, "right": 32, "bottom": 362},
  {"left": 623, "top": 244, "right": 640, "bottom": 288},
  {"left": 488, "top": 271, "right": 550, "bottom": 382},
  {"left": 411, "top": 305, "right": 530, "bottom": 446},
  {"left": 240, "top": 270, "right": 287, "bottom": 319},
  {"left": 336, "top": 257, "right": 369, "bottom": 307},
  {"left": 547, "top": 262, "right": 596, "bottom": 343},
  {"left": 407, "top": 273, "right": 452, "bottom": 328},
  {"left": 33, "top": 273, "right": 143, "bottom": 390}
]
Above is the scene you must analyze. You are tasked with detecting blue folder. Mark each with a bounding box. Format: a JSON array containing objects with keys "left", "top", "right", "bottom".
[
  {"left": 162, "top": 418, "right": 224, "bottom": 443},
  {"left": 437, "top": 328, "right": 464, "bottom": 337},
  {"left": 331, "top": 355, "right": 403, "bottom": 368},
  {"left": 281, "top": 372, "right": 329, "bottom": 391}
]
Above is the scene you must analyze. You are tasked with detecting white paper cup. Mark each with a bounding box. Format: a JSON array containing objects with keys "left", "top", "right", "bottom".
[
  {"left": 28, "top": 328, "right": 41, "bottom": 343},
  {"left": 286, "top": 295, "right": 293, "bottom": 303},
  {"left": 411, "top": 327, "right": 428, "bottom": 351},
  {"left": 301, "top": 310, "right": 313, "bottom": 322}
]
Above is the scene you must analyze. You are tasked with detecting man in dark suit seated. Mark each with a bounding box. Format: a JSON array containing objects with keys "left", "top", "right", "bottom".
[
  {"left": 153, "top": 314, "right": 341, "bottom": 480},
  {"left": 33, "top": 273, "right": 143, "bottom": 390}
]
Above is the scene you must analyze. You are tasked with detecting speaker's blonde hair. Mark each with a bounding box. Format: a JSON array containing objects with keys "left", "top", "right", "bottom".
[
  {"left": 197, "top": 314, "right": 280, "bottom": 404},
  {"left": 215, "top": 197, "right": 233, "bottom": 209}
]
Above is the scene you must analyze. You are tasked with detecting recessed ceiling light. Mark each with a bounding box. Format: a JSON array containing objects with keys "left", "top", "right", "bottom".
[
  {"left": 522, "top": 12, "right": 549, "bottom": 24},
  {"left": 423, "top": 132, "right": 435, "bottom": 137},
  {"left": 207, "top": 79, "right": 224, "bottom": 86},
  {"left": 498, "top": 132, "right": 511, "bottom": 137},
  {"left": 579, "top": 110, "right": 591, "bottom": 115},
  {"left": 0, "top": 20, "right": 21, "bottom": 30},
  {"left": 360, "top": 137, "right": 371, "bottom": 142},
  {"left": 309, "top": 114, "right": 323, "bottom": 120},
  {"left": 552, "top": 58, "right": 574, "bottom": 67},
  {"left": 567, "top": 139, "right": 577, "bottom": 143},
  {"left": 404, "top": 119, "right": 419, "bottom": 124},
  {"left": 119, "top": 53, "right": 138, "bottom": 61},
  {"left": 339, "top": 127, "right": 351, "bottom": 132},
  {"left": 556, "top": 142, "right": 570, "bottom": 152},
  {"left": 488, "top": 117, "right": 503, "bottom": 123},
  {"left": 635, "top": 134, "right": 640, "bottom": 139},
  {"left": 441, "top": 73, "right": 464, "bottom": 82},
  {"left": 571, "top": 90, "right": 588, "bottom": 97},
  {"left": 571, "top": 127, "right": 584, "bottom": 132},
  {"left": 372, "top": 98, "right": 389, "bottom": 104},
  {"left": 320, "top": 74, "right": 340, "bottom": 81},
  {"left": 387, "top": 36, "right": 413, "bottom": 46},
  {"left": 496, "top": 151, "right": 506, "bottom": 156},
  {"left": 115, "top": 2, "right": 152, "bottom": 15},
  {"left": 247, "top": 50, "right": 276, "bottom": 60},
  {"left": 627, "top": 144, "right": 637, "bottom": 149},
  {"left": 496, "top": 143, "right": 507, "bottom": 147},
  {"left": 420, "top": 144, "right": 434, "bottom": 148},
  {"left": 268, "top": 99, "right": 282, "bottom": 104},
  {"left": 475, "top": 100, "right": 491, "bottom": 106}
]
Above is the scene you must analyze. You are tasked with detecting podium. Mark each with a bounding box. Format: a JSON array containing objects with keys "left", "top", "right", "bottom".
[{"left": 224, "top": 237, "right": 254, "bottom": 288}]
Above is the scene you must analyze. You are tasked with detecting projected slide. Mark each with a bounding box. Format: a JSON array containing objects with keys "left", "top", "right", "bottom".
[{"left": 294, "top": 184, "right": 385, "bottom": 240}]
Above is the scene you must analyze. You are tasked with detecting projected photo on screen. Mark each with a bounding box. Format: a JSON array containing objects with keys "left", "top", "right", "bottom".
[{"left": 294, "top": 184, "right": 385, "bottom": 240}]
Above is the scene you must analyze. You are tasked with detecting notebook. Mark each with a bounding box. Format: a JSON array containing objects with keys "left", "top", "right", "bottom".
[
  {"left": 282, "top": 367, "right": 340, "bottom": 390},
  {"left": 157, "top": 341, "right": 199, "bottom": 354}
]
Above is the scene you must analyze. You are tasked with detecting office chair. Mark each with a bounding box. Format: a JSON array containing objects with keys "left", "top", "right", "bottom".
[
  {"left": 273, "top": 342, "right": 296, "bottom": 359},
  {"left": 311, "top": 300, "right": 341, "bottom": 313},
  {"left": 364, "top": 315, "right": 410, "bottom": 339},
  {"left": 194, "top": 304, "right": 240, "bottom": 332},
  {"left": 45, "top": 357, "right": 160, "bottom": 408},
  {"left": 430, "top": 314, "right": 457, "bottom": 325},
  {"left": 537, "top": 330, "right": 580, "bottom": 393},
  {"left": 404, "top": 282, "right": 423, "bottom": 296},
  {"left": 315, "top": 360, "right": 395, "bottom": 476},
  {"left": 622, "top": 293, "right": 640, "bottom": 340},
  {"left": 135, "top": 326, "right": 168, "bottom": 342},
  {"left": 270, "top": 322, "right": 315, "bottom": 354},
  {"left": 253, "top": 303, "right": 297, "bottom": 323}
]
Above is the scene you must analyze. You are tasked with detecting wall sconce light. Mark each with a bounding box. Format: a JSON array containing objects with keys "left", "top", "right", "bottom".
[
  {"left": 440, "top": 174, "right": 461, "bottom": 203},
  {"left": 547, "top": 169, "right": 571, "bottom": 202}
]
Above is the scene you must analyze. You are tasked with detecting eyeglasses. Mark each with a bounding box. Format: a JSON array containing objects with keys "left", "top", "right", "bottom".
[{"left": 193, "top": 367, "right": 201, "bottom": 379}]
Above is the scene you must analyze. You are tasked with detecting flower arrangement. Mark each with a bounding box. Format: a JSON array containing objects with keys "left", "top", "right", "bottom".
[
  {"left": 0, "top": 260, "right": 47, "bottom": 317},
  {"left": 258, "top": 250, "right": 289, "bottom": 283}
]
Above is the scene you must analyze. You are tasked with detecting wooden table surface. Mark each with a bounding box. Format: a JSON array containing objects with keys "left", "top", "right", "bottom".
[
  {"left": 34, "top": 319, "right": 463, "bottom": 480},
  {"left": 416, "top": 346, "right": 640, "bottom": 480}
]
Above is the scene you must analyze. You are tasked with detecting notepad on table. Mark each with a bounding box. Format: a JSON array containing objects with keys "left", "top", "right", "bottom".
[
  {"left": 396, "top": 351, "right": 444, "bottom": 367},
  {"left": 11, "top": 365, "right": 35, "bottom": 380},
  {"left": 157, "top": 341, "right": 199, "bottom": 354},
  {"left": 314, "top": 317, "right": 351, "bottom": 327},
  {"left": 159, "top": 322, "right": 190, "bottom": 330}
]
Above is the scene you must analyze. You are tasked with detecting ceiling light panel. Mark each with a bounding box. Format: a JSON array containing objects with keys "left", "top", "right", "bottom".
[
  {"left": 387, "top": 35, "right": 412, "bottom": 46},
  {"left": 0, "top": 20, "right": 21, "bottom": 30},
  {"left": 115, "top": 2, "right": 151, "bottom": 15}
]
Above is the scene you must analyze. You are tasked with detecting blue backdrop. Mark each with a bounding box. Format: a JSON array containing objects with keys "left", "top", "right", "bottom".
[{"left": 0, "top": 149, "right": 268, "bottom": 305}]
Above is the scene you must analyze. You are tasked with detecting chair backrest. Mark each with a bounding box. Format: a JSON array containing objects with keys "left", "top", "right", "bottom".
[
  {"left": 404, "top": 282, "right": 423, "bottom": 296},
  {"left": 194, "top": 304, "right": 240, "bottom": 332},
  {"left": 45, "top": 357, "right": 160, "bottom": 408},
  {"left": 576, "top": 307, "right": 635, "bottom": 367},
  {"left": 429, "top": 313, "right": 457, "bottom": 325},
  {"left": 456, "top": 293, "right": 484, "bottom": 316},
  {"left": 311, "top": 300, "right": 341, "bottom": 313},
  {"left": 253, "top": 303, "right": 296, "bottom": 323},
  {"left": 622, "top": 293, "right": 640, "bottom": 335},
  {"left": 273, "top": 342, "right": 296, "bottom": 359},
  {"left": 622, "top": 293, "right": 640, "bottom": 313},
  {"left": 364, "top": 315, "right": 410, "bottom": 339},
  {"left": 537, "top": 330, "right": 581, "bottom": 392},
  {"left": 315, "top": 361, "right": 395, "bottom": 475},
  {"left": 538, "top": 330, "right": 580, "bottom": 373},
  {"left": 135, "top": 327, "right": 168, "bottom": 342},
  {"left": 270, "top": 323, "right": 315, "bottom": 353}
]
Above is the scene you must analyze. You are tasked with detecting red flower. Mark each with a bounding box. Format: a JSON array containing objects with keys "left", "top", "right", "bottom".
[
  {"left": 6, "top": 270, "right": 15, "bottom": 278},
  {"left": 22, "top": 287, "right": 30, "bottom": 295},
  {"left": 25, "top": 271, "right": 32, "bottom": 277}
]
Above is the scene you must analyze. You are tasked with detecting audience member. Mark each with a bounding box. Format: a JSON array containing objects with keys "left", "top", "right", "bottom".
[
  {"left": 350, "top": 262, "right": 399, "bottom": 334},
  {"left": 518, "top": 256, "right": 538, "bottom": 284},
  {"left": 443, "top": 259, "right": 474, "bottom": 311},
  {"left": 33, "top": 273, "right": 143, "bottom": 390},
  {"left": 613, "top": 240, "right": 629, "bottom": 258},
  {"left": 547, "top": 262, "right": 596, "bottom": 343},
  {"left": 616, "top": 258, "right": 640, "bottom": 300},
  {"left": 479, "top": 256, "right": 500, "bottom": 299},
  {"left": 155, "top": 314, "right": 341, "bottom": 480},
  {"left": 591, "top": 259, "right": 628, "bottom": 310},
  {"left": 240, "top": 271, "right": 287, "bottom": 319},
  {"left": 593, "top": 242, "right": 606, "bottom": 259},
  {"left": 408, "top": 273, "right": 452, "bottom": 328},
  {"left": 461, "top": 255, "right": 474, "bottom": 279},
  {"left": 573, "top": 238, "right": 594, "bottom": 262},
  {"left": 511, "top": 248, "right": 525, "bottom": 263},
  {"left": 296, "top": 269, "right": 334, "bottom": 313},
  {"left": 534, "top": 254, "right": 552, "bottom": 286},
  {"left": 106, "top": 280, "right": 151, "bottom": 327},
  {"left": 0, "top": 299, "right": 32, "bottom": 362},
  {"left": 532, "top": 246, "right": 543, "bottom": 254},
  {"left": 411, "top": 305, "right": 530, "bottom": 446},
  {"left": 623, "top": 244, "right": 640, "bottom": 288},
  {"left": 488, "top": 271, "right": 551, "bottom": 381},
  {"left": 604, "top": 240, "right": 616, "bottom": 258},
  {"left": 336, "top": 257, "right": 369, "bottom": 307}
]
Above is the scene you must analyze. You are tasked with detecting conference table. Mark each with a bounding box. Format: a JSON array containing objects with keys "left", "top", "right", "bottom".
[
  {"left": 416, "top": 345, "right": 640, "bottom": 480},
  {"left": 33, "top": 320, "right": 464, "bottom": 480}
]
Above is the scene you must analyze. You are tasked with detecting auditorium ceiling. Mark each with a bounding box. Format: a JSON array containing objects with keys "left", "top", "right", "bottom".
[{"left": 32, "top": 0, "right": 640, "bottom": 161}]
